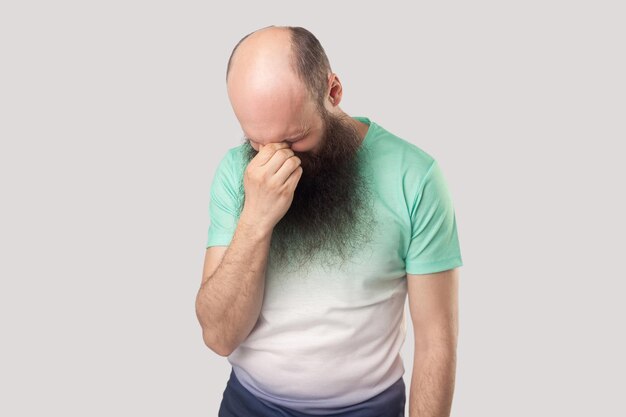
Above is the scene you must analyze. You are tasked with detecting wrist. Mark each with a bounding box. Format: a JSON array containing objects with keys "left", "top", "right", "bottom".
[{"left": 238, "top": 209, "right": 274, "bottom": 240}]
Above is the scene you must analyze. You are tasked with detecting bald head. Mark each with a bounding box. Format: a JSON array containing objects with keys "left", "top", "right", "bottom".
[
  {"left": 226, "top": 27, "right": 311, "bottom": 138},
  {"left": 226, "top": 25, "right": 333, "bottom": 112},
  {"left": 226, "top": 26, "right": 294, "bottom": 85},
  {"left": 225, "top": 26, "right": 335, "bottom": 156}
]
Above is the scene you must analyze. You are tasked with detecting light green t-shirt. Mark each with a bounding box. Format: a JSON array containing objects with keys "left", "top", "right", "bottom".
[
  {"left": 207, "top": 115, "right": 462, "bottom": 274},
  {"left": 205, "top": 116, "right": 463, "bottom": 413}
]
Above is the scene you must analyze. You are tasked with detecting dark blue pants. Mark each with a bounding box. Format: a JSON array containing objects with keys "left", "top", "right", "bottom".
[{"left": 218, "top": 368, "right": 406, "bottom": 417}]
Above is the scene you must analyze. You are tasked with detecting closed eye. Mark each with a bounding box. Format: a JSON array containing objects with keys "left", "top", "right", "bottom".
[
  {"left": 243, "top": 131, "right": 308, "bottom": 144},
  {"left": 288, "top": 134, "right": 307, "bottom": 143}
]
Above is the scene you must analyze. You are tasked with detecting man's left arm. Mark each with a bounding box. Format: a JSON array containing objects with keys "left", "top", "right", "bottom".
[{"left": 407, "top": 267, "right": 459, "bottom": 417}]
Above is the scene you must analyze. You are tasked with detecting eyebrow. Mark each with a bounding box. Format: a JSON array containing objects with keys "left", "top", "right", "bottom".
[{"left": 244, "top": 128, "right": 309, "bottom": 143}]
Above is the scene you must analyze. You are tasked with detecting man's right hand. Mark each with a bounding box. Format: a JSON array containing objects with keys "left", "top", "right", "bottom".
[{"left": 240, "top": 141, "right": 303, "bottom": 233}]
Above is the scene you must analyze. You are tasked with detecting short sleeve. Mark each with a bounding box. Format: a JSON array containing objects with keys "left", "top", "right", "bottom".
[
  {"left": 206, "top": 149, "right": 244, "bottom": 248},
  {"left": 404, "top": 159, "right": 463, "bottom": 274}
]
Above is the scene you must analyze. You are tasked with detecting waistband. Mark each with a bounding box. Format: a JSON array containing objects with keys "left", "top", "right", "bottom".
[{"left": 218, "top": 367, "right": 406, "bottom": 416}]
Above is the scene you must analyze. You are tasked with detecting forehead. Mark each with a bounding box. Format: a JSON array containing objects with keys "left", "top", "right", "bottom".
[{"left": 229, "top": 81, "right": 319, "bottom": 143}]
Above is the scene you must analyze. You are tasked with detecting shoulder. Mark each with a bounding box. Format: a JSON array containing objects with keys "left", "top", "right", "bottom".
[
  {"left": 212, "top": 144, "right": 247, "bottom": 177},
  {"left": 224, "top": 143, "right": 250, "bottom": 173},
  {"left": 369, "top": 121, "right": 437, "bottom": 186}
]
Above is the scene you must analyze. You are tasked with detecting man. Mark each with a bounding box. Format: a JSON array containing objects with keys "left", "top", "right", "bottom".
[{"left": 196, "top": 25, "right": 463, "bottom": 417}]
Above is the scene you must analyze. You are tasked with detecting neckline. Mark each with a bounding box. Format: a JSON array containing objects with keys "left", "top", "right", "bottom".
[{"left": 352, "top": 115, "right": 375, "bottom": 152}]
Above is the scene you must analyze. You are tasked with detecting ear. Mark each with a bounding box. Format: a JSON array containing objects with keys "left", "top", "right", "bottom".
[{"left": 326, "top": 73, "right": 343, "bottom": 107}]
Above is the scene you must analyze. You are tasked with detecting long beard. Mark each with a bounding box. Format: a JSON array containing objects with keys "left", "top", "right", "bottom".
[{"left": 241, "top": 111, "right": 376, "bottom": 275}]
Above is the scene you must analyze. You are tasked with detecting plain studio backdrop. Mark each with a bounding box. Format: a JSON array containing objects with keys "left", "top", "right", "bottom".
[{"left": 1, "top": 1, "right": 624, "bottom": 416}]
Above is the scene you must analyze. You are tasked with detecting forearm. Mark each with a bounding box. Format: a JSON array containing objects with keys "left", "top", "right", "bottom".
[
  {"left": 195, "top": 212, "right": 272, "bottom": 356},
  {"left": 409, "top": 345, "right": 457, "bottom": 417}
]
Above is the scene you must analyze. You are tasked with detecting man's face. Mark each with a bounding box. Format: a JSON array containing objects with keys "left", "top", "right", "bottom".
[{"left": 240, "top": 106, "right": 377, "bottom": 274}]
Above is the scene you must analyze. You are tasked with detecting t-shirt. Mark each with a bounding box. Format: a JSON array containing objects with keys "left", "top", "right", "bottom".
[{"left": 205, "top": 116, "right": 463, "bottom": 415}]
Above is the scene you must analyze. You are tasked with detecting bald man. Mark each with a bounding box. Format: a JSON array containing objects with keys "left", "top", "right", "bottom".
[{"left": 196, "top": 26, "right": 463, "bottom": 417}]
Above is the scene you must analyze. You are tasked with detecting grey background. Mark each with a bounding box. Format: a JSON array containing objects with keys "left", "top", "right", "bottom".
[{"left": 1, "top": 1, "right": 624, "bottom": 416}]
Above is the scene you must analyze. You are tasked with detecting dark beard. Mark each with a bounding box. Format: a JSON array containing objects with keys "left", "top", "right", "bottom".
[{"left": 240, "top": 110, "right": 376, "bottom": 275}]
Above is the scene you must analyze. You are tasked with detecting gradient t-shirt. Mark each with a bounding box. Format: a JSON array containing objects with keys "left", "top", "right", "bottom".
[{"left": 205, "top": 116, "right": 463, "bottom": 414}]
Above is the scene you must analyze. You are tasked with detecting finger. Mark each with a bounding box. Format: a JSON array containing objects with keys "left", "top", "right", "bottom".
[
  {"left": 254, "top": 142, "right": 291, "bottom": 166},
  {"left": 258, "top": 141, "right": 289, "bottom": 152},
  {"left": 274, "top": 156, "right": 302, "bottom": 185},
  {"left": 283, "top": 165, "right": 303, "bottom": 190},
  {"left": 264, "top": 148, "right": 296, "bottom": 174}
]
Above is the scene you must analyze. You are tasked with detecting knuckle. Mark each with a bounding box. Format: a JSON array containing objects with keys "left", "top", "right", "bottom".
[
  {"left": 288, "top": 157, "right": 300, "bottom": 168},
  {"left": 278, "top": 148, "right": 293, "bottom": 158},
  {"left": 248, "top": 169, "right": 262, "bottom": 182},
  {"left": 267, "top": 177, "right": 280, "bottom": 190}
]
